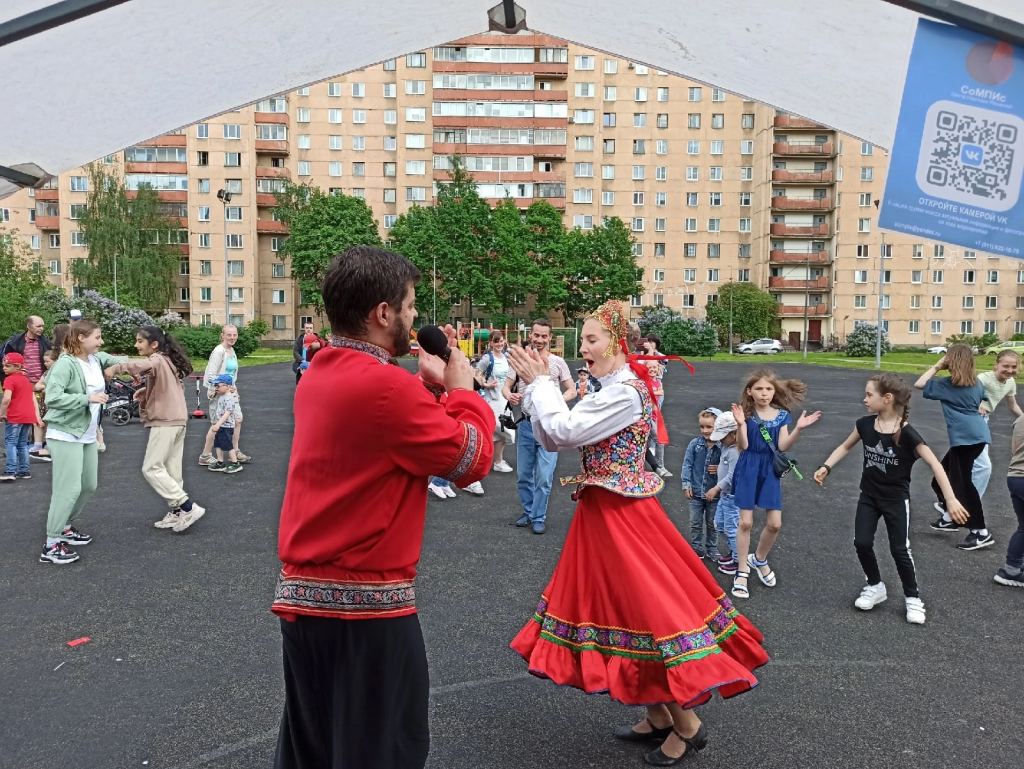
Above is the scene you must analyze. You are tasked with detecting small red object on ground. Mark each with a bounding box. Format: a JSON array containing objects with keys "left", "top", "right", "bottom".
[{"left": 66, "top": 637, "right": 90, "bottom": 647}]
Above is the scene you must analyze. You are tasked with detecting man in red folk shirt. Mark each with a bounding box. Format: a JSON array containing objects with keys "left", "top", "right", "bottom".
[{"left": 272, "top": 245, "right": 494, "bottom": 769}]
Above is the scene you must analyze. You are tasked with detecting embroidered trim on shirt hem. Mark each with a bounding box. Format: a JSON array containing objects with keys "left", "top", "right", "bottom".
[
  {"left": 330, "top": 336, "right": 391, "bottom": 365},
  {"left": 441, "top": 422, "right": 483, "bottom": 482},
  {"left": 273, "top": 572, "right": 416, "bottom": 615}
]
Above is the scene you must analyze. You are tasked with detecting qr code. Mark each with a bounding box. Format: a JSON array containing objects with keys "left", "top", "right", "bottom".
[{"left": 915, "top": 100, "right": 1024, "bottom": 212}]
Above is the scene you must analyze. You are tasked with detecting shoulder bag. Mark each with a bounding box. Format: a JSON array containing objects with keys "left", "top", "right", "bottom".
[{"left": 753, "top": 415, "right": 803, "bottom": 480}]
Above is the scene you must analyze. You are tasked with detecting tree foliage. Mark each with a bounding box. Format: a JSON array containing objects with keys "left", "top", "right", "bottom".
[
  {"left": 556, "top": 217, "right": 642, "bottom": 321},
  {"left": 274, "top": 182, "right": 383, "bottom": 315},
  {"left": 0, "top": 229, "right": 59, "bottom": 340},
  {"left": 705, "top": 282, "right": 781, "bottom": 345},
  {"left": 846, "top": 322, "right": 892, "bottom": 357},
  {"left": 945, "top": 332, "right": 999, "bottom": 350},
  {"left": 172, "top": 320, "right": 267, "bottom": 360},
  {"left": 71, "top": 163, "right": 183, "bottom": 312},
  {"left": 636, "top": 307, "right": 717, "bottom": 358}
]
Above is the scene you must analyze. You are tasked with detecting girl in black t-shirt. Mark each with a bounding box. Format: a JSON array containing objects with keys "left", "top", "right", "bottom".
[{"left": 813, "top": 373, "right": 967, "bottom": 625}]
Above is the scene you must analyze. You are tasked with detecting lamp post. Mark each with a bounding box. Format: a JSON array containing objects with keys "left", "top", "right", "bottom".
[
  {"left": 802, "top": 250, "right": 810, "bottom": 359},
  {"left": 873, "top": 199, "right": 885, "bottom": 368},
  {"left": 729, "top": 286, "right": 734, "bottom": 355},
  {"left": 217, "top": 189, "right": 233, "bottom": 325}
]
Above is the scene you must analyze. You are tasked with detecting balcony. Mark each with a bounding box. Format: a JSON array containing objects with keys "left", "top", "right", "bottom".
[
  {"left": 773, "top": 141, "right": 834, "bottom": 156},
  {"left": 126, "top": 162, "right": 188, "bottom": 174},
  {"left": 34, "top": 188, "right": 59, "bottom": 202},
  {"left": 431, "top": 61, "right": 568, "bottom": 78},
  {"left": 254, "top": 112, "right": 289, "bottom": 125},
  {"left": 771, "top": 195, "right": 832, "bottom": 210},
  {"left": 778, "top": 303, "right": 829, "bottom": 317},
  {"left": 770, "top": 249, "right": 831, "bottom": 264},
  {"left": 255, "top": 140, "right": 289, "bottom": 154},
  {"left": 772, "top": 169, "right": 832, "bottom": 183},
  {"left": 135, "top": 134, "right": 187, "bottom": 148},
  {"left": 773, "top": 114, "right": 828, "bottom": 129},
  {"left": 35, "top": 216, "right": 59, "bottom": 230},
  {"left": 432, "top": 115, "right": 566, "bottom": 130},
  {"left": 432, "top": 170, "right": 564, "bottom": 183},
  {"left": 770, "top": 223, "right": 831, "bottom": 237},
  {"left": 768, "top": 276, "right": 830, "bottom": 290},
  {"left": 126, "top": 190, "right": 188, "bottom": 202},
  {"left": 256, "top": 219, "right": 288, "bottom": 234},
  {"left": 255, "top": 167, "right": 290, "bottom": 179},
  {"left": 256, "top": 193, "right": 279, "bottom": 207},
  {"left": 437, "top": 89, "right": 568, "bottom": 102}
]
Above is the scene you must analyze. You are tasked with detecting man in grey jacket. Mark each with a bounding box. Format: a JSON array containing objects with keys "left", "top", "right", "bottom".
[{"left": 292, "top": 321, "right": 327, "bottom": 385}]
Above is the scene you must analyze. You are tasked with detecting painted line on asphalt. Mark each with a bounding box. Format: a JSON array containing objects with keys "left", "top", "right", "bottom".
[{"left": 164, "top": 672, "right": 533, "bottom": 768}]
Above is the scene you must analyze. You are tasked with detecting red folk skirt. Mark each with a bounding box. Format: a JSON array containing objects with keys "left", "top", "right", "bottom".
[{"left": 511, "top": 486, "right": 769, "bottom": 707}]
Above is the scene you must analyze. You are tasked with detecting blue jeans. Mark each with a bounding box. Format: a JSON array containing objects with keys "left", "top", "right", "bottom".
[
  {"left": 516, "top": 419, "right": 558, "bottom": 524},
  {"left": 1006, "top": 477, "right": 1024, "bottom": 570},
  {"left": 714, "top": 493, "right": 739, "bottom": 560},
  {"left": 688, "top": 496, "right": 719, "bottom": 554},
  {"left": 429, "top": 477, "right": 450, "bottom": 488},
  {"left": 5, "top": 422, "right": 31, "bottom": 475}
]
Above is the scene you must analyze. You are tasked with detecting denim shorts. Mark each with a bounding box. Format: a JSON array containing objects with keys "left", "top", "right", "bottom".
[{"left": 214, "top": 426, "right": 234, "bottom": 452}]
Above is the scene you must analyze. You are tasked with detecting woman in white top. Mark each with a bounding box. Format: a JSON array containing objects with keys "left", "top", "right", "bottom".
[
  {"left": 477, "top": 330, "right": 514, "bottom": 473},
  {"left": 199, "top": 324, "right": 249, "bottom": 465}
]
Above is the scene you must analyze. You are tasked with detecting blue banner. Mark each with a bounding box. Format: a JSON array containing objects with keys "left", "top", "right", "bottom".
[{"left": 879, "top": 20, "right": 1024, "bottom": 258}]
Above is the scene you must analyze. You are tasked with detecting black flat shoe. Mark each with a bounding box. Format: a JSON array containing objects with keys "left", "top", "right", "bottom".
[
  {"left": 643, "top": 724, "right": 708, "bottom": 766},
  {"left": 613, "top": 718, "right": 673, "bottom": 743}
]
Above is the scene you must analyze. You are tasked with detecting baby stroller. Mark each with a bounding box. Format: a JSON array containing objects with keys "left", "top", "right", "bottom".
[{"left": 104, "top": 377, "right": 142, "bottom": 426}]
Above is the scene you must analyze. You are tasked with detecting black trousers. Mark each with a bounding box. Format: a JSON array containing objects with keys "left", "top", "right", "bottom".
[
  {"left": 854, "top": 495, "right": 919, "bottom": 598},
  {"left": 932, "top": 443, "right": 986, "bottom": 530},
  {"left": 274, "top": 614, "right": 430, "bottom": 769}
]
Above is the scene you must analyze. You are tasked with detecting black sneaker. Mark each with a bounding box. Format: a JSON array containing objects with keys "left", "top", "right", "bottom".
[
  {"left": 208, "top": 461, "right": 228, "bottom": 472},
  {"left": 40, "top": 542, "right": 79, "bottom": 564},
  {"left": 930, "top": 516, "right": 959, "bottom": 532},
  {"left": 994, "top": 568, "right": 1024, "bottom": 588},
  {"left": 59, "top": 526, "right": 92, "bottom": 546},
  {"left": 223, "top": 463, "right": 243, "bottom": 474},
  {"left": 15, "top": 472, "right": 31, "bottom": 479},
  {"left": 957, "top": 531, "right": 995, "bottom": 551},
  {"left": 29, "top": 450, "right": 52, "bottom": 463}
]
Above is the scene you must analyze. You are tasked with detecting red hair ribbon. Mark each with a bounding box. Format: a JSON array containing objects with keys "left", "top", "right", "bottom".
[{"left": 619, "top": 340, "right": 695, "bottom": 445}]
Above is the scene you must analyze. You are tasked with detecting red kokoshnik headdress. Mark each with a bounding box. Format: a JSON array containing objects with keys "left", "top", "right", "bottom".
[{"left": 587, "top": 300, "right": 695, "bottom": 445}]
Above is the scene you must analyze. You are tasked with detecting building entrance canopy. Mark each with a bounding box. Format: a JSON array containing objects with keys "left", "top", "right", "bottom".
[{"left": 1, "top": 0, "right": 1023, "bottom": 198}]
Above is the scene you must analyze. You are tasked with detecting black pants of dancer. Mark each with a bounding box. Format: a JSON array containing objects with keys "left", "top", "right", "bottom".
[
  {"left": 932, "top": 443, "right": 986, "bottom": 530},
  {"left": 274, "top": 614, "right": 430, "bottom": 769},
  {"left": 854, "top": 495, "right": 919, "bottom": 598}
]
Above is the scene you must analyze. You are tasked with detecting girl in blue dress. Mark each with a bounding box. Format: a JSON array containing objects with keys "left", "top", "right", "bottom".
[{"left": 729, "top": 369, "right": 820, "bottom": 599}]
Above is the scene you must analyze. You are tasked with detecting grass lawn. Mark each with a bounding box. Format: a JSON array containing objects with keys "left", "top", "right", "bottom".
[{"left": 190, "top": 347, "right": 294, "bottom": 372}]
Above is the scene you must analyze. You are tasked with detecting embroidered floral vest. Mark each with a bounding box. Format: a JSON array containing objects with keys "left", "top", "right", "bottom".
[{"left": 561, "top": 379, "right": 664, "bottom": 498}]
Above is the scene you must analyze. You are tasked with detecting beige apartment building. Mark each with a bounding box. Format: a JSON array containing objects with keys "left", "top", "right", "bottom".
[{"left": 3, "top": 31, "right": 1022, "bottom": 346}]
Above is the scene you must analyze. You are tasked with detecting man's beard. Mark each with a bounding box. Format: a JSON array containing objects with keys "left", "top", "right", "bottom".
[{"left": 391, "top": 316, "right": 411, "bottom": 357}]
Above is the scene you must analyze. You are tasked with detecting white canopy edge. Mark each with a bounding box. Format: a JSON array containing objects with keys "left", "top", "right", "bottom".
[{"left": 2, "top": 0, "right": 1023, "bottom": 190}]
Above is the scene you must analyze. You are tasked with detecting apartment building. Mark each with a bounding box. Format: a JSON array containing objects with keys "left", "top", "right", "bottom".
[{"left": 2, "top": 31, "right": 1022, "bottom": 345}]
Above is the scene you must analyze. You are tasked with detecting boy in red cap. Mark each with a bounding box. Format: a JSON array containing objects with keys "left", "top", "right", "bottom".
[{"left": 1, "top": 352, "right": 43, "bottom": 481}]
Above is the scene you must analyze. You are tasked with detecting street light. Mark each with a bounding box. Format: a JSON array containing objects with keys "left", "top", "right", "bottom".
[
  {"left": 217, "top": 189, "right": 233, "bottom": 325},
  {"left": 803, "top": 250, "right": 810, "bottom": 359},
  {"left": 873, "top": 199, "right": 885, "bottom": 368}
]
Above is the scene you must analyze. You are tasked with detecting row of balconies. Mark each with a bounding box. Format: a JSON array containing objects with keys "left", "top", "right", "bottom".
[
  {"left": 771, "top": 195, "right": 831, "bottom": 210},
  {"left": 773, "top": 141, "right": 834, "bottom": 157},
  {"left": 770, "top": 222, "right": 831, "bottom": 237},
  {"left": 768, "top": 276, "right": 830, "bottom": 290},
  {"left": 778, "top": 303, "right": 829, "bottom": 316},
  {"left": 769, "top": 249, "right": 831, "bottom": 264}
]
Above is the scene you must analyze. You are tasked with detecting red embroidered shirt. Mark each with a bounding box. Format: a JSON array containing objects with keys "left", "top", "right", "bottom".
[{"left": 272, "top": 339, "right": 494, "bottom": 621}]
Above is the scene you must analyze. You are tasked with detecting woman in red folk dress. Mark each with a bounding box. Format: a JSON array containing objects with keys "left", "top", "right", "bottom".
[{"left": 507, "top": 300, "right": 768, "bottom": 766}]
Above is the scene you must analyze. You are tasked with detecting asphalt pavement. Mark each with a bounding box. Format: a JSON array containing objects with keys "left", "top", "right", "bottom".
[{"left": 0, "top": 360, "right": 1020, "bottom": 769}]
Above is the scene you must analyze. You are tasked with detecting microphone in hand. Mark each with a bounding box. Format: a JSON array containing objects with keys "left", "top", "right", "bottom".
[{"left": 417, "top": 325, "right": 479, "bottom": 391}]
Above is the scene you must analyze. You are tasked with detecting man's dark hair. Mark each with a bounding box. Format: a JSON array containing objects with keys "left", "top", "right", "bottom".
[
  {"left": 531, "top": 318, "right": 552, "bottom": 331},
  {"left": 645, "top": 333, "right": 661, "bottom": 349},
  {"left": 321, "top": 246, "right": 421, "bottom": 336}
]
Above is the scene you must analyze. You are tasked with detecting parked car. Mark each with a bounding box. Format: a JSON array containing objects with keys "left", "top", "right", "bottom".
[
  {"left": 737, "top": 338, "right": 784, "bottom": 354},
  {"left": 927, "top": 345, "right": 947, "bottom": 355},
  {"left": 984, "top": 340, "right": 1024, "bottom": 356}
]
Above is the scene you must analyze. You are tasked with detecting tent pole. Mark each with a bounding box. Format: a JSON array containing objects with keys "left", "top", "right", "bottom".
[{"left": 0, "top": 0, "right": 133, "bottom": 49}]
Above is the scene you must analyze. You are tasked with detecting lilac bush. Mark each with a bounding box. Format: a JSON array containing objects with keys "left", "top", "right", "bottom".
[{"left": 32, "top": 289, "right": 155, "bottom": 354}]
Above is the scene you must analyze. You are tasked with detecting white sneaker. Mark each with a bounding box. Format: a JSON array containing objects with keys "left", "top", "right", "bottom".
[
  {"left": 493, "top": 461, "right": 514, "bottom": 473},
  {"left": 154, "top": 511, "right": 181, "bottom": 529},
  {"left": 854, "top": 582, "right": 887, "bottom": 611},
  {"left": 428, "top": 483, "right": 447, "bottom": 499},
  {"left": 198, "top": 453, "right": 218, "bottom": 467},
  {"left": 905, "top": 597, "right": 926, "bottom": 625},
  {"left": 442, "top": 485, "right": 457, "bottom": 498},
  {"left": 464, "top": 481, "right": 485, "bottom": 495},
  {"left": 172, "top": 504, "right": 206, "bottom": 533}
]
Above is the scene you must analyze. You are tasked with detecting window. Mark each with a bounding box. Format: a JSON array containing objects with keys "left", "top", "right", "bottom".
[
  {"left": 1019, "top": 269, "right": 1024, "bottom": 283},
  {"left": 225, "top": 234, "right": 244, "bottom": 249},
  {"left": 329, "top": 162, "right": 343, "bottom": 177},
  {"left": 603, "top": 86, "right": 617, "bottom": 101},
  {"left": 198, "top": 261, "right": 212, "bottom": 276},
  {"left": 962, "top": 269, "right": 976, "bottom": 284},
  {"left": 741, "top": 113, "right": 755, "bottom": 129},
  {"left": 384, "top": 136, "right": 397, "bottom": 150},
  {"left": 964, "top": 250, "right": 977, "bottom": 259},
  {"left": 384, "top": 162, "right": 397, "bottom": 177},
  {"left": 688, "top": 87, "right": 702, "bottom": 102},
  {"left": 298, "top": 161, "right": 311, "bottom": 176},
  {"left": 685, "top": 218, "right": 697, "bottom": 232},
  {"left": 575, "top": 55, "right": 595, "bottom": 70},
  {"left": 271, "top": 239, "right": 284, "bottom": 255},
  {"left": 193, "top": 233, "right": 209, "bottom": 249},
  {"left": 271, "top": 290, "right": 286, "bottom": 304},
  {"left": 657, "top": 114, "right": 669, "bottom": 129},
  {"left": 197, "top": 123, "right": 209, "bottom": 138},
  {"left": 741, "top": 140, "right": 754, "bottom": 155},
  {"left": 406, "top": 187, "right": 426, "bottom": 201},
  {"left": 48, "top": 259, "right": 61, "bottom": 274},
  {"left": 604, "top": 58, "right": 618, "bottom": 73},
  {"left": 575, "top": 136, "right": 594, "bottom": 151},
  {"left": 326, "top": 82, "right": 342, "bottom": 97},
  {"left": 657, "top": 87, "right": 669, "bottom": 102},
  {"left": 352, "top": 109, "right": 366, "bottom": 124},
  {"left": 70, "top": 231, "right": 86, "bottom": 246},
  {"left": 633, "top": 113, "right": 647, "bottom": 128},
  {"left": 685, "top": 192, "right": 698, "bottom": 206},
  {"left": 854, "top": 295, "right": 867, "bottom": 309},
  {"left": 228, "top": 288, "right": 244, "bottom": 303},
  {"left": 195, "top": 150, "right": 210, "bottom": 167},
  {"left": 710, "top": 141, "right": 724, "bottom": 155},
  {"left": 709, "top": 167, "right": 723, "bottom": 181},
  {"left": 654, "top": 269, "right": 665, "bottom": 282},
  {"left": 632, "top": 166, "right": 645, "bottom": 180},
  {"left": 929, "top": 320, "right": 942, "bottom": 335},
  {"left": 631, "top": 295, "right": 643, "bottom": 308},
  {"left": 225, "top": 206, "right": 242, "bottom": 221},
  {"left": 634, "top": 64, "right": 649, "bottom": 75},
  {"left": 858, "top": 218, "right": 871, "bottom": 233},
  {"left": 932, "top": 295, "right": 943, "bottom": 309},
  {"left": 861, "top": 141, "right": 874, "bottom": 155},
  {"left": 632, "top": 218, "right": 644, "bottom": 232},
  {"left": 656, "top": 166, "right": 667, "bottom": 181},
  {"left": 573, "top": 215, "right": 594, "bottom": 229},
  {"left": 406, "top": 160, "right": 426, "bottom": 175},
  {"left": 601, "top": 191, "right": 615, "bottom": 205},
  {"left": 961, "top": 320, "right": 974, "bottom": 335},
  {"left": 291, "top": 134, "right": 309, "bottom": 151},
  {"left": 933, "top": 269, "right": 944, "bottom": 283},
  {"left": 68, "top": 204, "right": 86, "bottom": 219},
  {"left": 740, "top": 166, "right": 753, "bottom": 181},
  {"left": 655, "top": 192, "right": 667, "bottom": 206},
  {"left": 224, "top": 153, "right": 241, "bottom": 167},
  {"left": 656, "top": 140, "right": 668, "bottom": 155},
  {"left": 987, "top": 269, "right": 999, "bottom": 284},
  {"left": 738, "top": 243, "right": 751, "bottom": 258},
  {"left": 984, "top": 320, "right": 997, "bottom": 334},
  {"left": 328, "top": 108, "right": 343, "bottom": 124},
  {"left": 406, "top": 107, "right": 426, "bottom": 122},
  {"left": 574, "top": 109, "right": 595, "bottom": 124},
  {"left": 632, "top": 191, "right": 645, "bottom": 205},
  {"left": 686, "top": 166, "right": 699, "bottom": 181},
  {"left": 711, "top": 113, "right": 724, "bottom": 129},
  {"left": 684, "top": 243, "right": 697, "bottom": 258},
  {"left": 70, "top": 176, "right": 88, "bottom": 191},
  {"left": 688, "top": 113, "right": 701, "bottom": 129},
  {"left": 407, "top": 52, "right": 426, "bottom": 67},
  {"left": 734, "top": 268, "right": 749, "bottom": 282},
  {"left": 576, "top": 83, "right": 595, "bottom": 98},
  {"left": 687, "top": 140, "right": 700, "bottom": 155},
  {"left": 911, "top": 244, "right": 924, "bottom": 259},
  {"left": 707, "top": 219, "right": 721, "bottom": 233},
  {"left": 383, "top": 83, "right": 397, "bottom": 98},
  {"left": 31, "top": 235, "right": 40, "bottom": 250},
  {"left": 653, "top": 242, "right": 666, "bottom": 257},
  {"left": 635, "top": 87, "right": 648, "bottom": 102},
  {"left": 683, "top": 268, "right": 696, "bottom": 282},
  {"left": 197, "top": 205, "right": 211, "bottom": 222},
  {"left": 575, "top": 162, "right": 593, "bottom": 178},
  {"left": 295, "top": 107, "right": 310, "bottom": 123},
  {"left": 854, "top": 270, "right": 868, "bottom": 283},
  {"left": 910, "top": 295, "right": 921, "bottom": 308},
  {"left": 383, "top": 215, "right": 397, "bottom": 228},
  {"left": 682, "top": 295, "right": 695, "bottom": 308},
  {"left": 573, "top": 188, "right": 593, "bottom": 204},
  {"left": 633, "top": 140, "right": 645, "bottom": 154},
  {"left": 601, "top": 165, "right": 615, "bottom": 179},
  {"left": 709, "top": 192, "right": 722, "bottom": 206},
  {"left": 739, "top": 218, "right": 751, "bottom": 232},
  {"left": 603, "top": 112, "right": 616, "bottom": 127},
  {"left": 861, "top": 167, "right": 873, "bottom": 181},
  {"left": 348, "top": 82, "right": 365, "bottom": 98},
  {"left": 384, "top": 110, "right": 397, "bottom": 125}
]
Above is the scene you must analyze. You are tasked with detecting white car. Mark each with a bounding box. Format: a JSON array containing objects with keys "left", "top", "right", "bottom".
[
  {"left": 927, "top": 345, "right": 947, "bottom": 354},
  {"left": 737, "top": 338, "right": 784, "bottom": 354}
]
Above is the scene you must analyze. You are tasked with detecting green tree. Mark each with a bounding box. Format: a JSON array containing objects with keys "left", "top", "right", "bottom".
[
  {"left": 484, "top": 199, "right": 543, "bottom": 326},
  {"left": 273, "top": 182, "right": 383, "bottom": 315},
  {"left": 71, "top": 162, "right": 183, "bottom": 312},
  {"left": 388, "top": 204, "right": 445, "bottom": 321},
  {"left": 661, "top": 318, "right": 719, "bottom": 358},
  {"left": 554, "top": 217, "right": 642, "bottom": 321},
  {"left": 523, "top": 200, "right": 569, "bottom": 315},
  {"left": 705, "top": 282, "right": 781, "bottom": 347},
  {"left": 846, "top": 322, "right": 892, "bottom": 357},
  {"left": 0, "top": 229, "right": 60, "bottom": 339}
]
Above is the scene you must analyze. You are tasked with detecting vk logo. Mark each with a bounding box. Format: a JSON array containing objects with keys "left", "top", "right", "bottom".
[{"left": 960, "top": 143, "right": 984, "bottom": 166}]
